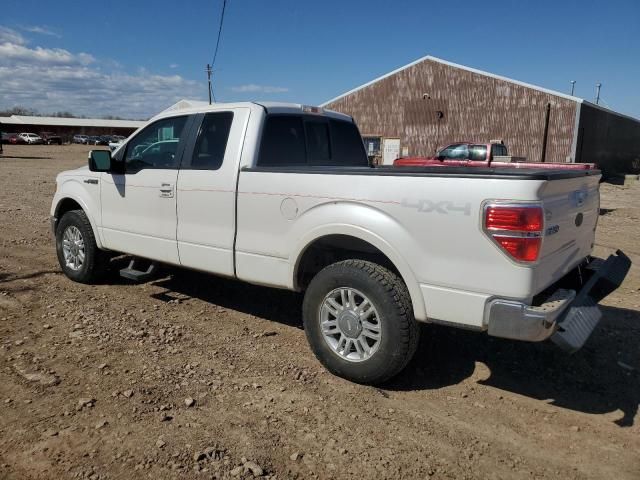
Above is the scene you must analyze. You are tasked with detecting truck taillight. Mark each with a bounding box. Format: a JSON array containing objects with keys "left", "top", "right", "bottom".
[
  {"left": 483, "top": 204, "right": 543, "bottom": 263},
  {"left": 485, "top": 205, "right": 542, "bottom": 231},
  {"left": 491, "top": 236, "right": 541, "bottom": 262}
]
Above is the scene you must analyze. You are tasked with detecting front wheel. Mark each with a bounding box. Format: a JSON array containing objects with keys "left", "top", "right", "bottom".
[
  {"left": 55, "top": 209, "right": 109, "bottom": 284},
  {"left": 303, "top": 259, "right": 419, "bottom": 385}
]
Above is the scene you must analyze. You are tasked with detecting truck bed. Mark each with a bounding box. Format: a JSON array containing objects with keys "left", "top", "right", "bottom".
[{"left": 238, "top": 163, "right": 600, "bottom": 326}]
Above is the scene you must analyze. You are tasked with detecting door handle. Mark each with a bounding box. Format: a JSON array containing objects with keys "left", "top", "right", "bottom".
[{"left": 159, "top": 183, "right": 174, "bottom": 198}]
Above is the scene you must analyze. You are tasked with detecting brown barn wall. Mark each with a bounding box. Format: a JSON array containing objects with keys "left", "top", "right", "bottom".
[{"left": 325, "top": 59, "right": 578, "bottom": 163}]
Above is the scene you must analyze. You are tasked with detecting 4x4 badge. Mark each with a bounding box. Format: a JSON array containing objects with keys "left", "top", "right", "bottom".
[{"left": 401, "top": 198, "right": 471, "bottom": 215}]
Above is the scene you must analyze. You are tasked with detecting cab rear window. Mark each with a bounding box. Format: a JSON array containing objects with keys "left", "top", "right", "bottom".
[{"left": 257, "top": 114, "right": 368, "bottom": 167}]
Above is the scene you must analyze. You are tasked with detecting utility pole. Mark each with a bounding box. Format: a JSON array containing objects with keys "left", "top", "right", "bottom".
[
  {"left": 206, "top": 64, "right": 213, "bottom": 105},
  {"left": 540, "top": 103, "right": 551, "bottom": 163},
  {"left": 595, "top": 83, "right": 602, "bottom": 105},
  {"left": 570, "top": 80, "right": 576, "bottom": 96}
]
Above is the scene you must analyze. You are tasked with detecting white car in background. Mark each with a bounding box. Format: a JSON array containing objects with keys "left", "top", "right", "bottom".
[{"left": 18, "top": 133, "right": 43, "bottom": 144}]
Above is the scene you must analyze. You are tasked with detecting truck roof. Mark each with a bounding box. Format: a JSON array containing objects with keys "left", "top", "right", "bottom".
[{"left": 150, "top": 101, "right": 352, "bottom": 123}]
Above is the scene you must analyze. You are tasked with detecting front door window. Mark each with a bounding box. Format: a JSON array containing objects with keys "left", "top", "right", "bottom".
[{"left": 124, "top": 116, "right": 188, "bottom": 173}]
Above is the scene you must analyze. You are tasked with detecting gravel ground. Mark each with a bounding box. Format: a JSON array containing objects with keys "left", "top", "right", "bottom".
[{"left": 1, "top": 144, "right": 639, "bottom": 480}]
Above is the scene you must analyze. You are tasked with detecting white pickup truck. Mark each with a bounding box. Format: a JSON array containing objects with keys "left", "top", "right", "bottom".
[{"left": 50, "top": 102, "right": 630, "bottom": 384}]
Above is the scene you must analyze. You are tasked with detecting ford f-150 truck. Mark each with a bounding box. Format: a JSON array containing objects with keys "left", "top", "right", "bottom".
[{"left": 50, "top": 102, "right": 630, "bottom": 384}]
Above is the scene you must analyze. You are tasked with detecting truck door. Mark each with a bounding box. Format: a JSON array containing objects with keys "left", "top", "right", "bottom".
[
  {"left": 176, "top": 108, "right": 249, "bottom": 276},
  {"left": 100, "top": 115, "right": 192, "bottom": 264}
]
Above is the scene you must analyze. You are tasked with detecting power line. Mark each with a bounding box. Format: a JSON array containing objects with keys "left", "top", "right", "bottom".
[
  {"left": 206, "top": 0, "right": 228, "bottom": 103},
  {"left": 597, "top": 97, "right": 611, "bottom": 109},
  {"left": 211, "top": 0, "right": 228, "bottom": 67}
]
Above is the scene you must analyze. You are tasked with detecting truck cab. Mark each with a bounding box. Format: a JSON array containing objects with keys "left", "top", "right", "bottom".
[{"left": 435, "top": 140, "right": 507, "bottom": 164}]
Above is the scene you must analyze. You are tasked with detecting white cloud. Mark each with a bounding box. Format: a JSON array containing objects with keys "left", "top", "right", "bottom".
[
  {"left": 0, "top": 26, "right": 206, "bottom": 119},
  {"left": 169, "top": 63, "right": 179, "bottom": 69},
  {"left": 231, "top": 84, "right": 289, "bottom": 94},
  {"left": 0, "top": 42, "right": 94, "bottom": 65},
  {"left": 0, "top": 26, "right": 25, "bottom": 45},
  {"left": 22, "top": 25, "right": 61, "bottom": 38}
]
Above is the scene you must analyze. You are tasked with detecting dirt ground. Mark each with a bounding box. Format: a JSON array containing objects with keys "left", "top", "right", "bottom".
[{"left": 0, "top": 144, "right": 639, "bottom": 480}]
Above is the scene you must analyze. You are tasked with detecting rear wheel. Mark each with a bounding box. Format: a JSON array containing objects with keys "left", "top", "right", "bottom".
[
  {"left": 55, "top": 209, "right": 109, "bottom": 284},
  {"left": 303, "top": 259, "right": 419, "bottom": 384}
]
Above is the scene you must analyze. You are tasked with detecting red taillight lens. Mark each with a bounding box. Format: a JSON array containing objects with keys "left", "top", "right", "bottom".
[
  {"left": 484, "top": 204, "right": 543, "bottom": 262},
  {"left": 485, "top": 206, "right": 543, "bottom": 232},
  {"left": 492, "top": 236, "right": 541, "bottom": 262}
]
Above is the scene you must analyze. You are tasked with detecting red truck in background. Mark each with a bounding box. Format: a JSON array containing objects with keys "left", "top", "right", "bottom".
[{"left": 394, "top": 141, "right": 597, "bottom": 171}]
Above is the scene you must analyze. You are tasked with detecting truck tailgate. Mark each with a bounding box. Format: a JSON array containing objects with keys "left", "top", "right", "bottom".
[{"left": 535, "top": 174, "right": 600, "bottom": 291}]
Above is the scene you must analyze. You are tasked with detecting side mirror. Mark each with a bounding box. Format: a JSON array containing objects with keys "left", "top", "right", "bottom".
[{"left": 88, "top": 149, "right": 111, "bottom": 172}]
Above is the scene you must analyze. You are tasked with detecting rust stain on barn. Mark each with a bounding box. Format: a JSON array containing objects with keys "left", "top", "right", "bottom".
[{"left": 322, "top": 56, "right": 640, "bottom": 174}]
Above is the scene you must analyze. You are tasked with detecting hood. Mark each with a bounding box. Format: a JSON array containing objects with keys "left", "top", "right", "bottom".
[{"left": 56, "top": 165, "right": 90, "bottom": 182}]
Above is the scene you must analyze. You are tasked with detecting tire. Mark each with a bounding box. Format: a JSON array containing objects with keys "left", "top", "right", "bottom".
[
  {"left": 55, "top": 209, "right": 109, "bottom": 284},
  {"left": 303, "top": 259, "right": 419, "bottom": 385}
]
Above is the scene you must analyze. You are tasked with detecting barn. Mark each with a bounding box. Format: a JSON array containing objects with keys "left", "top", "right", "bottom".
[
  {"left": 321, "top": 56, "right": 640, "bottom": 175},
  {"left": 0, "top": 115, "right": 144, "bottom": 143}
]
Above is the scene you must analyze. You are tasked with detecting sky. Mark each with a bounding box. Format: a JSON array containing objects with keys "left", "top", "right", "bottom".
[{"left": 1, "top": 0, "right": 639, "bottom": 120}]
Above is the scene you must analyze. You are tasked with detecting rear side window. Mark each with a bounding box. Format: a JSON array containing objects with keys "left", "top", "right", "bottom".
[
  {"left": 190, "top": 112, "right": 234, "bottom": 170},
  {"left": 305, "top": 121, "right": 331, "bottom": 164},
  {"left": 329, "top": 119, "right": 367, "bottom": 166},
  {"left": 469, "top": 144, "right": 487, "bottom": 161},
  {"left": 257, "top": 114, "right": 367, "bottom": 167},
  {"left": 258, "top": 116, "right": 306, "bottom": 167}
]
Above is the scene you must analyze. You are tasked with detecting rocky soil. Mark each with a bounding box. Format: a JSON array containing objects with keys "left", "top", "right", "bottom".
[{"left": 1, "top": 144, "right": 639, "bottom": 479}]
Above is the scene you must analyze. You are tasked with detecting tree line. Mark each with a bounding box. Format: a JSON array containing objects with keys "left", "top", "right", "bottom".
[{"left": 0, "top": 106, "right": 128, "bottom": 120}]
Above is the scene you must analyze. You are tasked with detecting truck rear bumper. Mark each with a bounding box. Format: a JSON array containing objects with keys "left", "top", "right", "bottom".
[{"left": 486, "top": 250, "right": 631, "bottom": 350}]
